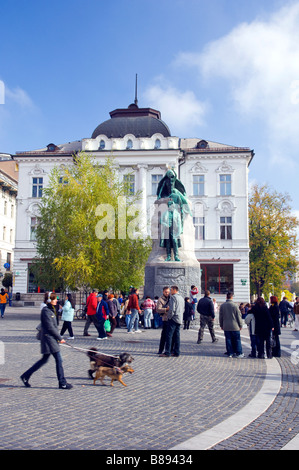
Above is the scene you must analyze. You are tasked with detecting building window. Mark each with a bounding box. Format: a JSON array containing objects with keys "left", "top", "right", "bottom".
[
  {"left": 59, "top": 176, "right": 68, "bottom": 185},
  {"left": 4, "top": 200, "right": 7, "bottom": 215},
  {"left": 124, "top": 174, "right": 135, "bottom": 195},
  {"left": 126, "top": 139, "right": 133, "bottom": 150},
  {"left": 10, "top": 229, "right": 13, "bottom": 243},
  {"left": 11, "top": 204, "right": 14, "bottom": 218},
  {"left": 193, "top": 175, "right": 205, "bottom": 196},
  {"left": 99, "top": 140, "right": 105, "bottom": 150},
  {"left": 3, "top": 226, "right": 6, "bottom": 241},
  {"left": 220, "top": 216, "right": 232, "bottom": 240},
  {"left": 201, "top": 264, "right": 234, "bottom": 295},
  {"left": 220, "top": 174, "right": 231, "bottom": 196},
  {"left": 152, "top": 174, "right": 163, "bottom": 196},
  {"left": 154, "top": 139, "right": 161, "bottom": 149},
  {"left": 30, "top": 217, "right": 37, "bottom": 241},
  {"left": 193, "top": 217, "right": 205, "bottom": 240},
  {"left": 32, "top": 177, "right": 43, "bottom": 198}
]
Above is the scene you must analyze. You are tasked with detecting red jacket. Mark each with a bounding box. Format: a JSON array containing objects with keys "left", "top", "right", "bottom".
[
  {"left": 127, "top": 293, "right": 140, "bottom": 311},
  {"left": 86, "top": 292, "right": 98, "bottom": 315}
]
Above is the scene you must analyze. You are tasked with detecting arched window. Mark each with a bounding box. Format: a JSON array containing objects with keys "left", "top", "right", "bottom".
[
  {"left": 99, "top": 140, "right": 105, "bottom": 150},
  {"left": 126, "top": 139, "right": 133, "bottom": 149},
  {"left": 154, "top": 138, "right": 161, "bottom": 149}
]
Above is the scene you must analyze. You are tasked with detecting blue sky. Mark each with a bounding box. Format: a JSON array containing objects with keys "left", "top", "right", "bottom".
[{"left": 1, "top": 0, "right": 299, "bottom": 221}]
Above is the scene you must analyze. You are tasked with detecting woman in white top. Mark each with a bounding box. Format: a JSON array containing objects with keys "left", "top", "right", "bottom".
[{"left": 60, "top": 293, "right": 75, "bottom": 339}]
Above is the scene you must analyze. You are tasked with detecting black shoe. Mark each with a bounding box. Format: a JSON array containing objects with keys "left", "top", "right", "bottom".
[
  {"left": 20, "top": 375, "right": 31, "bottom": 387},
  {"left": 197, "top": 340, "right": 202, "bottom": 344},
  {"left": 212, "top": 338, "right": 218, "bottom": 343},
  {"left": 59, "top": 383, "right": 73, "bottom": 389}
]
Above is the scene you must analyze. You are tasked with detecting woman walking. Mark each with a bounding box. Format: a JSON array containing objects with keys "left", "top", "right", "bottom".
[
  {"left": 60, "top": 293, "right": 75, "bottom": 340},
  {"left": 20, "top": 293, "right": 72, "bottom": 389}
]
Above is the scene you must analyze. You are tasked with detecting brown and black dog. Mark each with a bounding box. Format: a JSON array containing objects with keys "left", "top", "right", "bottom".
[
  {"left": 87, "top": 347, "right": 134, "bottom": 379},
  {"left": 93, "top": 364, "right": 134, "bottom": 387}
]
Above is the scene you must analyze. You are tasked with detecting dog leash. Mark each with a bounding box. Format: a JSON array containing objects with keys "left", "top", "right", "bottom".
[{"left": 61, "top": 342, "right": 119, "bottom": 358}]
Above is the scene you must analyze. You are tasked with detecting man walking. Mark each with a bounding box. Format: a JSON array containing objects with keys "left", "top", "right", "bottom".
[
  {"left": 219, "top": 292, "right": 244, "bottom": 358},
  {"left": 156, "top": 286, "right": 170, "bottom": 354},
  {"left": 197, "top": 290, "right": 218, "bottom": 344},
  {"left": 83, "top": 289, "right": 101, "bottom": 337},
  {"left": 159, "top": 285, "right": 184, "bottom": 357}
]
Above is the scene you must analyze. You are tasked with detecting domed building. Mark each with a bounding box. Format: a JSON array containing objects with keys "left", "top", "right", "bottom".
[{"left": 10, "top": 100, "right": 253, "bottom": 303}]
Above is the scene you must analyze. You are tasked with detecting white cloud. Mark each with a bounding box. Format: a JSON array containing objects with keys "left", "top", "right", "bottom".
[
  {"left": 175, "top": 2, "right": 299, "bottom": 164},
  {"left": 5, "top": 86, "right": 36, "bottom": 109},
  {"left": 143, "top": 79, "right": 208, "bottom": 136}
]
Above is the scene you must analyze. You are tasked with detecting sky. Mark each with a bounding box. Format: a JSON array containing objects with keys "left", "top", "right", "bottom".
[{"left": 0, "top": 0, "right": 299, "bottom": 222}]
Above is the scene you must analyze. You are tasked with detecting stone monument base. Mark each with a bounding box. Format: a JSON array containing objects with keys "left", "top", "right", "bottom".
[{"left": 144, "top": 260, "right": 201, "bottom": 299}]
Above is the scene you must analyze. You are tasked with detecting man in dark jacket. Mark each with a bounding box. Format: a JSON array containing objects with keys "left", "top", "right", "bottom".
[
  {"left": 20, "top": 293, "right": 72, "bottom": 389},
  {"left": 197, "top": 290, "right": 218, "bottom": 344},
  {"left": 279, "top": 297, "right": 293, "bottom": 327}
]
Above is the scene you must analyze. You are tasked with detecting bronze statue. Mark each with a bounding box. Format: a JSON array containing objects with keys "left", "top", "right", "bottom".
[{"left": 157, "top": 169, "right": 192, "bottom": 262}]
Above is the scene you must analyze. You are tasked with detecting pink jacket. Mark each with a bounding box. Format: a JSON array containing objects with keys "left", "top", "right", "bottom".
[{"left": 142, "top": 298, "right": 155, "bottom": 310}]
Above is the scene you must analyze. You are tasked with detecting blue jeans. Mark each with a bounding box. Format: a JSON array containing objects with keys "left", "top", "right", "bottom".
[
  {"left": 0, "top": 304, "right": 6, "bottom": 317},
  {"left": 225, "top": 331, "right": 242, "bottom": 356},
  {"left": 143, "top": 308, "right": 152, "bottom": 328},
  {"left": 164, "top": 319, "right": 181, "bottom": 356},
  {"left": 128, "top": 309, "right": 139, "bottom": 332}
]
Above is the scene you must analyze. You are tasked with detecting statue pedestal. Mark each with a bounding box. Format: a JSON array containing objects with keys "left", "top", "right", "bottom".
[
  {"left": 144, "top": 260, "right": 201, "bottom": 299},
  {"left": 144, "top": 198, "right": 201, "bottom": 299}
]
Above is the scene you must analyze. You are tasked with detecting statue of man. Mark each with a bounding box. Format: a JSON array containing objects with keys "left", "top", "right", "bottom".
[{"left": 157, "top": 169, "right": 191, "bottom": 262}]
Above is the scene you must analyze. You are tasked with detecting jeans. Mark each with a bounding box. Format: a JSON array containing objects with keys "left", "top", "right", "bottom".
[
  {"left": 164, "top": 319, "right": 181, "bottom": 356},
  {"left": 23, "top": 351, "right": 67, "bottom": 386},
  {"left": 249, "top": 334, "right": 257, "bottom": 357},
  {"left": 224, "top": 331, "right": 242, "bottom": 356},
  {"left": 143, "top": 309, "right": 152, "bottom": 328},
  {"left": 128, "top": 309, "right": 139, "bottom": 332},
  {"left": 281, "top": 311, "right": 288, "bottom": 327},
  {"left": 97, "top": 318, "right": 107, "bottom": 339},
  {"left": 0, "top": 304, "right": 7, "bottom": 317},
  {"left": 125, "top": 314, "right": 131, "bottom": 329}
]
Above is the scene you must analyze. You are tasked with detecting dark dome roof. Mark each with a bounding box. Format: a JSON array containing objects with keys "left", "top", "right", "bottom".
[{"left": 91, "top": 104, "right": 171, "bottom": 139}]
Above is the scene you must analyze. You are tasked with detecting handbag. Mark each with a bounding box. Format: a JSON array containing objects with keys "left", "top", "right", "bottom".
[
  {"left": 36, "top": 323, "right": 42, "bottom": 340},
  {"left": 104, "top": 318, "right": 111, "bottom": 332},
  {"left": 270, "top": 331, "right": 276, "bottom": 349}
]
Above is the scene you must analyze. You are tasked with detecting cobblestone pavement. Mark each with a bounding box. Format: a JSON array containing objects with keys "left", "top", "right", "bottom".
[{"left": 0, "top": 307, "right": 298, "bottom": 451}]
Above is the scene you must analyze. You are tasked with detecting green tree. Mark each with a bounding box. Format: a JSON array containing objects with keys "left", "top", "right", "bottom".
[
  {"left": 2, "top": 272, "right": 12, "bottom": 290},
  {"left": 249, "top": 184, "right": 298, "bottom": 297},
  {"left": 31, "top": 153, "right": 152, "bottom": 292}
]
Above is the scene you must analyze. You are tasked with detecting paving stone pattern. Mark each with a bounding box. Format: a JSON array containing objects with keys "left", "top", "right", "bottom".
[{"left": 0, "top": 308, "right": 298, "bottom": 450}]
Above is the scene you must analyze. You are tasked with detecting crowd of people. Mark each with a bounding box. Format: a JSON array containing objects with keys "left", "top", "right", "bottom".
[{"left": 17, "top": 284, "right": 299, "bottom": 389}]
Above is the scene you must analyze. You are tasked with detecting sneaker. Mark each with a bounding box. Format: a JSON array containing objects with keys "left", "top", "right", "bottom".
[
  {"left": 228, "top": 354, "right": 233, "bottom": 358},
  {"left": 96, "top": 337, "right": 107, "bottom": 340},
  {"left": 20, "top": 375, "right": 31, "bottom": 388},
  {"left": 212, "top": 338, "right": 218, "bottom": 343},
  {"left": 197, "top": 340, "right": 202, "bottom": 344},
  {"left": 127, "top": 331, "right": 134, "bottom": 334},
  {"left": 67, "top": 337, "right": 75, "bottom": 340},
  {"left": 59, "top": 383, "right": 73, "bottom": 390},
  {"left": 134, "top": 330, "right": 142, "bottom": 333},
  {"left": 236, "top": 353, "right": 245, "bottom": 358}
]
